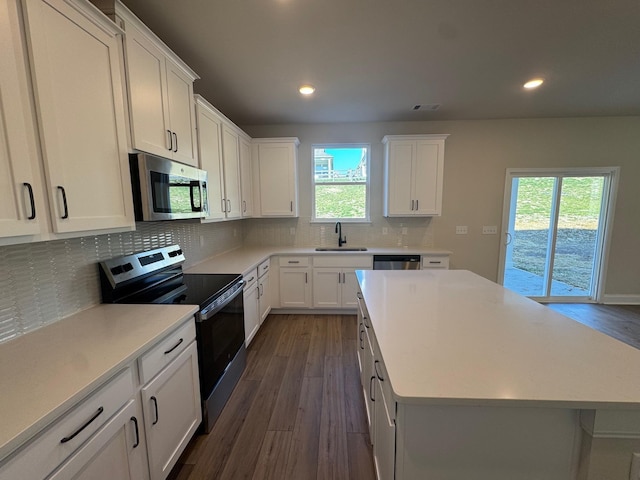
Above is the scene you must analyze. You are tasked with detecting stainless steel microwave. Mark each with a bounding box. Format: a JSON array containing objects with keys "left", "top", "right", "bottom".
[{"left": 129, "top": 153, "right": 208, "bottom": 221}]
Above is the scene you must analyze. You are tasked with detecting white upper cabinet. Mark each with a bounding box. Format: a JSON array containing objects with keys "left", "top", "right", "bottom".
[
  {"left": 239, "top": 136, "right": 253, "bottom": 217},
  {"left": 20, "top": 0, "right": 135, "bottom": 235},
  {"left": 0, "top": 0, "right": 46, "bottom": 240},
  {"left": 252, "top": 138, "right": 300, "bottom": 217},
  {"left": 195, "top": 95, "right": 248, "bottom": 221},
  {"left": 383, "top": 134, "right": 448, "bottom": 217},
  {"left": 195, "top": 96, "right": 225, "bottom": 221},
  {"left": 117, "top": 2, "right": 199, "bottom": 166},
  {"left": 221, "top": 124, "right": 242, "bottom": 219}
]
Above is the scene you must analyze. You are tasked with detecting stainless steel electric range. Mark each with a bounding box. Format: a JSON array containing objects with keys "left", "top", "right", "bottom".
[{"left": 99, "top": 245, "right": 245, "bottom": 433}]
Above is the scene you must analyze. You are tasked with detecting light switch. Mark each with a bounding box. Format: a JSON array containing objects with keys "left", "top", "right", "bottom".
[
  {"left": 482, "top": 226, "right": 498, "bottom": 235},
  {"left": 456, "top": 226, "right": 468, "bottom": 235}
]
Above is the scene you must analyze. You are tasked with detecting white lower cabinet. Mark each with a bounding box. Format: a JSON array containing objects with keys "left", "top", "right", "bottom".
[
  {"left": 48, "top": 399, "right": 147, "bottom": 480},
  {"left": 357, "top": 292, "right": 396, "bottom": 480},
  {"left": 141, "top": 340, "right": 201, "bottom": 480},
  {"left": 278, "top": 256, "right": 312, "bottom": 308},
  {"left": 313, "top": 256, "right": 372, "bottom": 308},
  {"left": 243, "top": 270, "right": 260, "bottom": 345},
  {"left": 0, "top": 318, "right": 200, "bottom": 480},
  {"left": 258, "top": 265, "right": 271, "bottom": 322}
]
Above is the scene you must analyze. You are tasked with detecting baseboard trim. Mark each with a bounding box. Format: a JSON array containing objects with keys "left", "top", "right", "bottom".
[{"left": 601, "top": 294, "right": 640, "bottom": 305}]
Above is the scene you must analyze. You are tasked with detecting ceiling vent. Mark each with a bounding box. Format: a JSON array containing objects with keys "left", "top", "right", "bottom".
[{"left": 412, "top": 104, "right": 440, "bottom": 111}]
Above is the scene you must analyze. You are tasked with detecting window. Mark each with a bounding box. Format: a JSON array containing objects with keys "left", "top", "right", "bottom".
[{"left": 312, "top": 145, "right": 369, "bottom": 221}]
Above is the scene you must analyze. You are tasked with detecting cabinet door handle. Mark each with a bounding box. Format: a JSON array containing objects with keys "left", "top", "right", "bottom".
[
  {"left": 57, "top": 186, "right": 69, "bottom": 219},
  {"left": 167, "top": 130, "right": 173, "bottom": 151},
  {"left": 359, "top": 329, "right": 364, "bottom": 349},
  {"left": 357, "top": 292, "right": 363, "bottom": 299},
  {"left": 415, "top": 199, "right": 419, "bottom": 210},
  {"left": 23, "top": 183, "right": 36, "bottom": 220},
  {"left": 338, "top": 272, "right": 341, "bottom": 284},
  {"left": 259, "top": 283, "right": 264, "bottom": 297},
  {"left": 173, "top": 132, "right": 178, "bottom": 152},
  {"left": 342, "top": 272, "right": 346, "bottom": 283},
  {"left": 290, "top": 201, "right": 293, "bottom": 212},
  {"left": 163, "top": 338, "right": 183, "bottom": 355},
  {"left": 60, "top": 406, "right": 104, "bottom": 443},
  {"left": 305, "top": 272, "right": 308, "bottom": 283},
  {"left": 221, "top": 198, "right": 227, "bottom": 213},
  {"left": 227, "top": 199, "right": 231, "bottom": 212},
  {"left": 374, "top": 360, "right": 384, "bottom": 381},
  {"left": 369, "top": 376, "right": 375, "bottom": 402},
  {"left": 130, "top": 416, "right": 140, "bottom": 448},
  {"left": 411, "top": 199, "right": 414, "bottom": 210},
  {"left": 363, "top": 315, "right": 369, "bottom": 329},
  {"left": 243, "top": 200, "right": 246, "bottom": 212},
  {"left": 151, "top": 396, "right": 159, "bottom": 425}
]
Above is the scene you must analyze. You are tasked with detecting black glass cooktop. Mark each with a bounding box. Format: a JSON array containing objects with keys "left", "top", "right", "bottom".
[{"left": 180, "top": 274, "right": 241, "bottom": 308}]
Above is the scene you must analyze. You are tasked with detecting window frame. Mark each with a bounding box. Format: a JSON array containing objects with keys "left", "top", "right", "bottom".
[{"left": 311, "top": 143, "right": 371, "bottom": 223}]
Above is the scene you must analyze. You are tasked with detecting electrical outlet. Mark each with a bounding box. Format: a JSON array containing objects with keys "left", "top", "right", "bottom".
[
  {"left": 382, "top": 227, "right": 388, "bottom": 235},
  {"left": 456, "top": 226, "right": 468, "bottom": 235},
  {"left": 630, "top": 452, "right": 640, "bottom": 479},
  {"left": 290, "top": 227, "right": 296, "bottom": 235},
  {"left": 482, "top": 225, "right": 498, "bottom": 235},
  {"left": 401, "top": 227, "right": 408, "bottom": 235}
]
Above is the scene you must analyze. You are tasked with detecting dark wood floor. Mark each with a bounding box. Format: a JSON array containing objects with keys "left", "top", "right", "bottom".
[
  {"left": 168, "top": 314, "right": 375, "bottom": 480},
  {"left": 169, "top": 304, "right": 640, "bottom": 480},
  {"left": 546, "top": 303, "right": 640, "bottom": 350}
]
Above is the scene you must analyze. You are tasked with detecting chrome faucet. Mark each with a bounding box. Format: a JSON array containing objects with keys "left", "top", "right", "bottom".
[{"left": 335, "top": 221, "right": 346, "bottom": 247}]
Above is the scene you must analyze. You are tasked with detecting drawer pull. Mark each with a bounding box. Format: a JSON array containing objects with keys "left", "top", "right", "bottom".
[
  {"left": 57, "top": 186, "right": 69, "bottom": 219},
  {"left": 131, "top": 416, "right": 140, "bottom": 448},
  {"left": 374, "top": 360, "right": 384, "bottom": 381},
  {"left": 60, "top": 406, "right": 104, "bottom": 444},
  {"left": 164, "top": 338, "right": 183, "bottom": 355},
  {"left": 151, "top": 396, "right": 159, "bottom": 425},
  {"left": 369, "top": 376, "right": 375, "bottom": 402},
  {"left": 23, "top": 183, "right": 36, "bottom": 220},
  {"left": 288, "top": 260, "right": 300, "bottom": 264},
  {"left": 247, "top": 276, "right": 255, "bottom": 283},
  {"left": 429, "top": 261, "right": 442, "bottom": 264}
]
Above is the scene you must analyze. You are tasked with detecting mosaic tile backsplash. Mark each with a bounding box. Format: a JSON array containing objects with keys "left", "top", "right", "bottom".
[
  {"left": 0, "top": 220, "right": 242, "bottom": 343},
  {"left": 0, "top": 215, "right": 434, "bottom": 344}
]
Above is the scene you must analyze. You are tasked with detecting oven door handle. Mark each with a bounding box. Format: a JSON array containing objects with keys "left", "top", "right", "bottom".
[{"left": 198, "top": 281, "right": 244, "bottom": 322}]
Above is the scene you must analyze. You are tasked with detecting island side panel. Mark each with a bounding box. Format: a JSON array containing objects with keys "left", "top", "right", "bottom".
[{"left": 396, "top": 403, "right": 582, "bottom": 480}]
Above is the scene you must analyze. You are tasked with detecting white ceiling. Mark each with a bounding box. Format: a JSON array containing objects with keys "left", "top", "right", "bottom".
[{"left": 120, "top": 0, "right": 640, "bottom": 126}]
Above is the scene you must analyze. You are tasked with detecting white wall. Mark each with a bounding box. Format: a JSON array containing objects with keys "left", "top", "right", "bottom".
[{"left": 243, "top": 116, "right": 640, "bottom": 298}]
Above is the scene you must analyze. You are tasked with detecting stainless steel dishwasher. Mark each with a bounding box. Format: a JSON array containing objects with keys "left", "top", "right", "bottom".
[{"left": 373, "top": 254, "right": 421, "bottom": 270}]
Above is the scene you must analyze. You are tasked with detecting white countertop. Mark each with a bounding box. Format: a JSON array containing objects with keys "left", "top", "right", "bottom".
[
  {"left": 186, "top": 245, "right": 451, "bottom": 276},
  {"left": 357, "top": 269, "right": 640, "bottom": 408},
  {"left": 0, "top": 303, "right": 198, "bottom": 460}
]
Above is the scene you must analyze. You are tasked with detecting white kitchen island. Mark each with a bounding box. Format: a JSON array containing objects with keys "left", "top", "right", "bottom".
[{"left": 356, "top": 269, "right": 640, "bottom": 480}]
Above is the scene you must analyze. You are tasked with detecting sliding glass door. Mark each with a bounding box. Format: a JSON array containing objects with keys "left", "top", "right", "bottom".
[{"left": 498, "top": 168, "right": 618, "bottom": 302}]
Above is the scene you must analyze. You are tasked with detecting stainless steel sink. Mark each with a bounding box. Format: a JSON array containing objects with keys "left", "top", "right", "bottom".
[{"left": 315, "top": 247, "right": 368, "bottom": 252}]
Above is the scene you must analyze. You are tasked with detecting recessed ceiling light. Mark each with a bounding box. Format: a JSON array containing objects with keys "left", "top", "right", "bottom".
[
  {"left": 299, "top": 85, "right": 315, "bottom": 95},
  {"left": 523, "top": 78, "right": 544, "bottom": 89}
]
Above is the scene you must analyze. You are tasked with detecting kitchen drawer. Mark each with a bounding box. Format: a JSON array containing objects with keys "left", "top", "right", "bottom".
[
  {"left": 138, "top": 319, "right": 196, "bottom": 384},
  {"left": 243, "top": 268, "right": 258, "bottom": 289},
  {"left": 258, "top": 258, "right": 270, "bottom": 277},
  {"left": 374, "top": 351, "right": 395, "bottom": 421},
  {"left": 278, "top": 256, "right": 310, "bottom": 267},
  {"left": 0, "top": 368, "right": 134, "bottom": 480},
  {"left": 422, "top": 255, "right": 449, "bottom": 269},
  {"left": 313, "top": 255, "right": 372, "bottom": 268}
]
